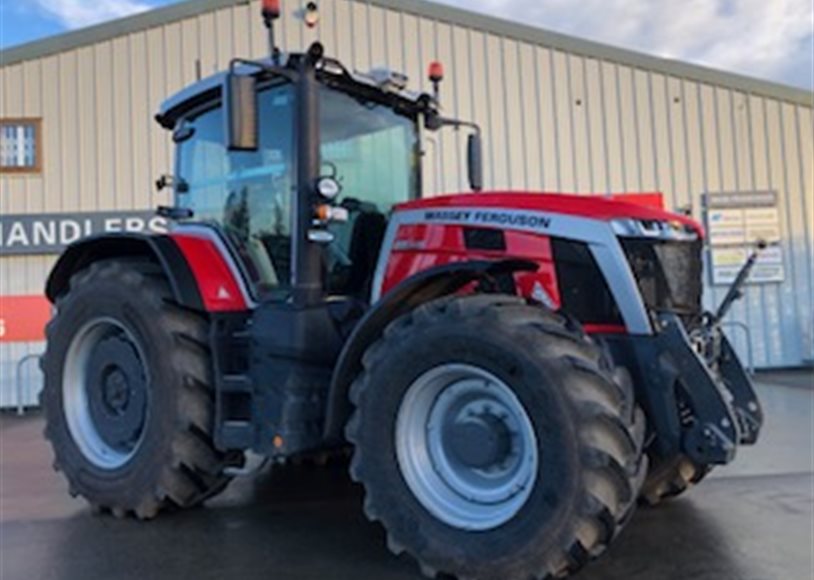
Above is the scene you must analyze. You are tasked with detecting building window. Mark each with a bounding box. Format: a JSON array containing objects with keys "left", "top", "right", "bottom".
[{"left": 0, "top": 119, "right": 42, "bottom": 174}]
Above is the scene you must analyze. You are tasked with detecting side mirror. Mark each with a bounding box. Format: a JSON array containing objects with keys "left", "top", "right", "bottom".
[
  {"left": 224, "top": 72, "right": 259, "bottom": 151},
  {"left": 467, "top": 133, "right": 484, "bottom": 192}
]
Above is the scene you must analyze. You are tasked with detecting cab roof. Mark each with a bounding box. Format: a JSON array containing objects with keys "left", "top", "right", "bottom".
[
  {"left": 156, "top": 70, "right": 229, "bottom": 128},
  {"left": 156, "top": 54, "right": 427, "bottom": 129}
]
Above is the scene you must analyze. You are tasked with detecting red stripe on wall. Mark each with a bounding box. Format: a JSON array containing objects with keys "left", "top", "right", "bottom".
[{"left": 0, "top": 295, "right": 52, "bottom": 343}]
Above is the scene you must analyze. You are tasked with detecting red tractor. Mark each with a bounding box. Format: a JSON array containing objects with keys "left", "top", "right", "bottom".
[{"left": 40, "top": 4, "right": 762, "bottom": 579}]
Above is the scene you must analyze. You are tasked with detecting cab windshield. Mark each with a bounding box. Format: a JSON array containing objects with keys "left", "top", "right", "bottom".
[{"left": 174, "top": 81, "right": 419, "bottom": 299}]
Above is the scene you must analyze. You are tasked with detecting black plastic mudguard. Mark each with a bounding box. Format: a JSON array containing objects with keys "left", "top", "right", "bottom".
[{"left": 322, "top": 259, "right": 538, "bottom": 443}]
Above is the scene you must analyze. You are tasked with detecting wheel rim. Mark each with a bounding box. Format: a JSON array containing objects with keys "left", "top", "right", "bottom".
[
  {"left": 63, "top": 318, "right": 150, "bottom": 470},
  {"left": 395, "top": 364, "right": 539, "bottom": 531}
]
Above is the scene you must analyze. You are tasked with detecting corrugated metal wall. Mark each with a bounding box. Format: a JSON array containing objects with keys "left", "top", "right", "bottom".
[{"left": 1, "top": 0, "right": 812, "bottom": 406}]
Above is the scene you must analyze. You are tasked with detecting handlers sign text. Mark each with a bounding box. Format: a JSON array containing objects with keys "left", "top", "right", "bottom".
[
  {"left": 0, "top": 211, "right": 168, "bottom": 256},
  {"left": 1, "top": 211, "right": 169, "bottom": 342}
]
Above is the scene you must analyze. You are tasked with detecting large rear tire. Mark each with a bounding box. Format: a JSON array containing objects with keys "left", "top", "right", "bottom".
[
  {"left": 41, "top": 259, "right": 241, "bottom": 519},
  {"left": 346, "top": 295, "right": 646, "bottom": 580}
]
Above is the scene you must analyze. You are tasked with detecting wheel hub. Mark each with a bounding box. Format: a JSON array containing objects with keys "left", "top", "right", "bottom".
[
  {"left": 63, "top": 319, "right": 150, "bottom": 469},
  {"left": 102, "top": 368, "right": 131, "bottom": 414},
  {"left": 447, "top": 412, "right": 512, "bottom": 469},
  {"left": 396, "top": 364, "right": 539, "bottom": 531},
  {"left": 86, "top": 335, "right": 148, "bottom": 454}
]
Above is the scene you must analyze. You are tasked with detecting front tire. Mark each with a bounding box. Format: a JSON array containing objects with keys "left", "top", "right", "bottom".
[
  {"left": 640, "top": 456, "right": 710, "bottom": 506},
  {"left": 346, "top": 295, "right": 646, "bottom": 580},
  {"left": 41, "top": 260, "right": 241, "bottom": 519}
]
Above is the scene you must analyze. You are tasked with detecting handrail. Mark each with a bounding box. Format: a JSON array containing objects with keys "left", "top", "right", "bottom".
[
  {"left": 720, "top": 322, "right": 755, "bottom": 375},
  {"left": 14, "top": 353, "right": 43, "bottom": 416}
]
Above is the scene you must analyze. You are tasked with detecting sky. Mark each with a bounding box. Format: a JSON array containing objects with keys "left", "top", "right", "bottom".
[{"left": 0, "top": 0, "right": 812, "bottom": 90}]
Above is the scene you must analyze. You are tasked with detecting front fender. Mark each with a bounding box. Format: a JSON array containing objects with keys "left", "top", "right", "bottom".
[{"left": 322, "top": 259, "right": 538, "bottom": 442}]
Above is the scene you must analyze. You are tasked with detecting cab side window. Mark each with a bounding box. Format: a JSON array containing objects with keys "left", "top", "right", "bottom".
[{"left": 176, "top": 83, "right": 297, "bottom": 299}]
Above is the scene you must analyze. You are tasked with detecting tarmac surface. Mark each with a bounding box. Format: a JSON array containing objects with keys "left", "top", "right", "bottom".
[{"left": 1, "top": 370, "right": 812, "bottom": 580}]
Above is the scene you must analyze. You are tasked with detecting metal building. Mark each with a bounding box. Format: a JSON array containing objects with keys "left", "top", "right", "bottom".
[{"left": 1, "top": 0, "right": 812, "bottom": 408}]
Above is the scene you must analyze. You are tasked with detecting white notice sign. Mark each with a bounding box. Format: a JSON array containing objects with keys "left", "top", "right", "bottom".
[{"left": 703, "top": 191, "right": 785, "bottom": 285}]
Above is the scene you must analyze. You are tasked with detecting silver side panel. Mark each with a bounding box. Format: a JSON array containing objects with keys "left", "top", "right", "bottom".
[
  {"left": 372, "top": 207, "right": 652, "bottom": 335},
  {"left": 590, "top": 239, "right": 653, "bottom": 334}
]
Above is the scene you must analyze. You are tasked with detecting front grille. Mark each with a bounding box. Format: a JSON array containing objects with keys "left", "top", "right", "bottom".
[
  {"left": 621, "top": 239, "right": 704, "bottom": 326},
  {"left": 551, "top": 239, "right": 623, "bottom": 325}
]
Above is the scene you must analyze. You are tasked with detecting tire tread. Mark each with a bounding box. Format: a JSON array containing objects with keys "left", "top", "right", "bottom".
[
  {"left": 42, "top": 259, "right": 241, "bottom": 519},
  {"left": 346, "top": 294, "right": 647, "bottom": 580}
]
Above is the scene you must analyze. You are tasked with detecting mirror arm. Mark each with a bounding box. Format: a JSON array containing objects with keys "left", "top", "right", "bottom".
[
  {"left": 434, "top": 117, "right": 482, "bottom": 136},
  {"left": 422, "top": 115, "right": 484, "bottom": 192}
]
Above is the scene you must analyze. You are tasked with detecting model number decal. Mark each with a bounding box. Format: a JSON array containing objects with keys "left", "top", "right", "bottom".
[{"left": 423, "top": 209, "right": 552, "bottom": 231}]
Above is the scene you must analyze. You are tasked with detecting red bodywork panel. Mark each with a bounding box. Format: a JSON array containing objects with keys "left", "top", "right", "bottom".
[
  {"left": 171, "top": 191, "right": 701, "bottom": 329},
  {"left": 171, "top": 232, "right": 249, "bottom": 312},
  {"left": 383, "top": 223, "right": 561, "bottom": 305},
  {"left": 608, "top": 193, "right": 666, "bottom": 210},
  {"left": 382, "top": 191, "right": 702, "bottom": 333}
]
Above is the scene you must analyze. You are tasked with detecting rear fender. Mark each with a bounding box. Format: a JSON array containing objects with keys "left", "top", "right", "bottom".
[
  {"left": 45, "top": 233, "right": 204, "bottom": 310},
  {"left": 322, "top": 259, "right": 538, "bottom": 442}
]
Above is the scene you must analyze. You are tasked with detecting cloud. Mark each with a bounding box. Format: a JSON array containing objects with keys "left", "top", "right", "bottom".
[
  {"left": 21, "top": 0, "right": 814, "bottom": 89},
  {"left": 437, "top": 0, "right": 814, "bottom": 89},
  {"left": 31, "top": 0, "right": 153, "bottom": 29}
]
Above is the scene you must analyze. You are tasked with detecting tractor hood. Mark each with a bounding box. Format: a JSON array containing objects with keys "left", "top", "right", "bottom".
[{"left": 397, "top": 192, "right": 704, "bottom": 238}]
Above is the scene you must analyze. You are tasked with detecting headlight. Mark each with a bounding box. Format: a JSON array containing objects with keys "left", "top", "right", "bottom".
[
  {"left": 611, "top": 218, "right": 698, "bottom": 241},
  {"left": 316, "top": 176, "right": 342, "bottom": 200}
]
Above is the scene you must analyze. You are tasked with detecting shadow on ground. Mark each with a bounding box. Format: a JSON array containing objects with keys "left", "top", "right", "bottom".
[{"left": 1, "top": 378, "right": 812, "bottom": 580}]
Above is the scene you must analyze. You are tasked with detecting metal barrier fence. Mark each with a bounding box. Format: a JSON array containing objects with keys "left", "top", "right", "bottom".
[
  {"left": 721, "top": 322, "right": 756, "bottom": 375},
  {"left": 14, "top": 353, "right": 43, "bottom": 416}
]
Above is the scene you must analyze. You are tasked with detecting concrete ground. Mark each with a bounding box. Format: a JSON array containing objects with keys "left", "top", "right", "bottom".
[{"left": 1, "top": 372, "right": 812, "bottom": 580}]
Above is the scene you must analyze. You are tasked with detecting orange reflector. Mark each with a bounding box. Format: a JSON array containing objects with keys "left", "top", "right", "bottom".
[{"left": 315, "top": 204, "right": 331, "bottom": 221}]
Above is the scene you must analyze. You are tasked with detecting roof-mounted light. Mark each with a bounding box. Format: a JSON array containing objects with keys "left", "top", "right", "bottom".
[
  {"left": 428, "top": 60, "right": 444, "bottom": 102},
  {"left": 262, "top": 0, "right": 281, "bottom": 21},
  {"left": 262, "top": 0, "right": 282, "bottom": 63},
  {"left": 428, "top": 61, "right": 444, "bottom": 83},
  {"left": 304, "top": 2, "right": 320, "bottom": 28},
  {"left": 367, "top": 68, "right": 409, "bottom": 92}
]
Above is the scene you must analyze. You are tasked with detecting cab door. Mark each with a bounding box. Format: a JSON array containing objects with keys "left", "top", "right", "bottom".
[{"left": 174, "top": 82, "right": 297, "bottom": 300}]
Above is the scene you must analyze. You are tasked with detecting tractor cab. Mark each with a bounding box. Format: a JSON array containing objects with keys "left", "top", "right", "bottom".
[
  {"left": 156, "top": 45, "right": 479, "bottom": 306},
  {"left": 149, "top": 39, "right": 489, "bottom": 458}
]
